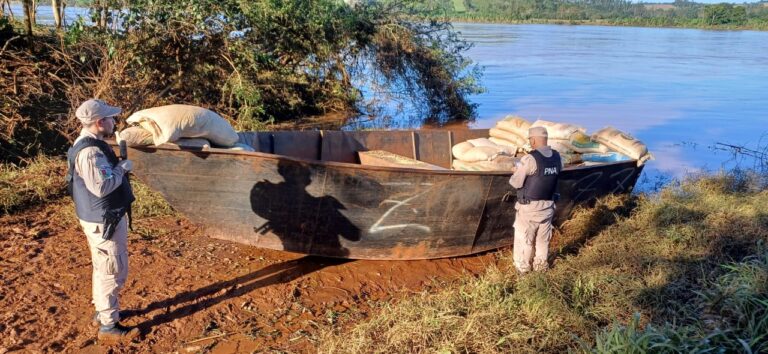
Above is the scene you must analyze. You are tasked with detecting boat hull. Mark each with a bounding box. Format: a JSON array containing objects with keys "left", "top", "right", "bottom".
[{"left": 121, "top": 135, "right": 643, "bottom": 260}]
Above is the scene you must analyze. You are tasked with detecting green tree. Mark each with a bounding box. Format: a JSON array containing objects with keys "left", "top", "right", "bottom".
[
  {"left": 702, "top": 3, "right": 748, "bottom": 25},
  {"left": 96, "top": 0, "right": 481, "bottom": 125}
]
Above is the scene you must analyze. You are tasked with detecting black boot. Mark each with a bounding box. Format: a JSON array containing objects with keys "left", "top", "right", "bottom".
[{"left": 98, "top": 323, "right": 139, "bottom": 344}]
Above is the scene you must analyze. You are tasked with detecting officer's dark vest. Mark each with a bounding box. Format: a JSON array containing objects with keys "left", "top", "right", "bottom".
[
  {"left": 517, "top": 149, "right": 561, "bottom": 202},
  {"left": 66, "top": 137, "right": 135, "bottom": 223}
]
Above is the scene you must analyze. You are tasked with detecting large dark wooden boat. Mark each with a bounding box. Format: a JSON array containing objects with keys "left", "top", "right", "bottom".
[{"left": 114, "top": 129, "right": 643, "bottom": 260}]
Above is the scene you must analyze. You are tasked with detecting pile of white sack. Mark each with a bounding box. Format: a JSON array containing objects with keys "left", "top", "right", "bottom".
[
  {"left": 452, "top": 115, "right": 653, "bottom": 171},
  {"left": 118, "top": 104, "right": 255, "bottom": 151},
  {"left": 451, "top": 137, "right": 520, "bottom": 171}
]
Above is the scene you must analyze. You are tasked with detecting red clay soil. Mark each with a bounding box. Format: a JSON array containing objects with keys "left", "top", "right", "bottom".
[{"left": 0, "top": 200, "right": 500, "bottom": 353}]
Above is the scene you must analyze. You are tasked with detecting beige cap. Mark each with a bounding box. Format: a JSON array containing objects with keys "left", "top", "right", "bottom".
[
  {"left": 75, "top": 99, "right": 122, "bottom": 125},
  {"left": 528, "top": 126, "right": 548, "bottom": 138}
]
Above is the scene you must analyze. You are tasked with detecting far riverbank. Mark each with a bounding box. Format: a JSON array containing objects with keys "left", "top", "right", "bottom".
[
  {"left": 6, "top": 2, "right": 768, "bottom": 32},
  {"left": 447, "top": 17, "right": 768, "bottom": 31}
]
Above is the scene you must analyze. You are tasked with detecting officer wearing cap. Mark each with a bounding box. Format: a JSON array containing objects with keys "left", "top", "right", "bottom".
[
  {"left": 508, "top": 126, "right": 564, "bottom": 274},
  {"left": 65, "top": 99, "right": 138, "bottom": 343}
]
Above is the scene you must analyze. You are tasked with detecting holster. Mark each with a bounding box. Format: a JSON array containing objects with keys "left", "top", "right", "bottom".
[{"left": 102, "top": 207, "right": 127, "bottom": 240}]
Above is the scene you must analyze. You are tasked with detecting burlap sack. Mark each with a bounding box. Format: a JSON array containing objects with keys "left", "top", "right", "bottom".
[
  {"left": 463, "top": 146, "right": 512, "bottom": 162},
  {"left": 229, "top": 143, "right": 255, "bottom": 152},
  {"left": 489, "top": 128, "right": 527, "bottom": 146},
  {"left": 118, "top": 126, "right": 153, "bottom": 146},
  {"left": 452, "top": 139, "right": 514, "bottom": 162},
  {"left": 451, "top": 141, "right": 475, "bottom": 161},
  {"left": 451, "top": 138, "right": 516, "bottom": 162},
  {"left": 488, "top": 137, "right": 518, "bottom": 150},
  {"left": 127, "top": 105, "right": 238, "bottom": 147},
  {"left": 565, "top": 131, "right": 607, "bottom": 153},
  {"left": 165, "top": 138, "right": 211, "bottom": 149},
  {"left": 452, "top": 155, "right": 519, "bottom": 172},
  {"left": 531, "top": 120, "right": 585, "bottom": 140},
  {"left": 592, "top": 127, "right": 650, "bottom": 163},
  {"left": 548, "top": 139, "right": 576, "bottom": 154},
  {"left": 466, "top": 138, "right": 498, "bottom": 148},
  {"left": 559, "top": 151, "right": 583, "bottom": 166},
  {"left": 496, "top": 116, "right": 531, "bottom": 138}
]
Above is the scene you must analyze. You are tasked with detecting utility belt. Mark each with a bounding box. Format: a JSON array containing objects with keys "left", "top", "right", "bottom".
[{"left": 504, "top": 192, "right": 560, "bottom": 204}]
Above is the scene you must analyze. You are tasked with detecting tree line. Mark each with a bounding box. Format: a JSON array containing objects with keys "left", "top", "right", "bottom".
[
  {"left": 0, "top": 0, "right": 482, "bottom": 162},
  {"left": 440, "top": 0, "right": 768, "bottom": 28}
]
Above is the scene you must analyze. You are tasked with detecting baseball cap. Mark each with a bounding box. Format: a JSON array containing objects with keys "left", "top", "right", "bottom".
[
  {"left": 75, "top": 99, "right": 122, "bottom": 125},
  {"left": 528, "top": 126, "right": 548, "bottom": 138}
]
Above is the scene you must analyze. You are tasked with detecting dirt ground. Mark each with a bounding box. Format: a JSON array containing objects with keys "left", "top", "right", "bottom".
[{"left": 0, "top": 199, "right": 500, "bottom": 353}]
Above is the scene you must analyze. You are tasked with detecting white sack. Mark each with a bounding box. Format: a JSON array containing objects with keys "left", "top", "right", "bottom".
[
  {"left": 531, "top": 120, "right": 585, "bottom": 140},
  {"left": 563, "top": 131, "right": 607, "bottom": 154},
  {"left": 495, "top": 116, "right": 531, "bottom": 139},
  {"left": 452, "top": 156, "right": 519, "bottom": 172},
  {"left": 548, "top": 139, "right": 576, "bottom": 154},
  {"left": 466, "top": 138, "right": 498, "bottom": 148},
  {"left": 167, "top": 138, "right": 211, "bottom": 149},
  {"left": 229, "top": 143, "right": 256, "bottom": 152},
  {"left": 451, "top": 141, "right": 475, "bottom": 161},
  {"left": 592, "top": 127, "right": 651, "bottom": 163},
  {"left": 488, "top": 137, "right": 518, "bottom": 150},
  {"left": 489, "top": 127, "right": 527, "bottom": 146},
  {"left": 127, "top": 104, "right": 238, "bottom": 147},
  {"left": 118, "top": 126, "right": 153, "bottom": 146},
  {"left": 452, "top": 139, "right": 514, "bottom": 162}
]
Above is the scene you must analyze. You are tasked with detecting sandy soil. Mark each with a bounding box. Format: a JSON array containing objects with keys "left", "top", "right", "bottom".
[{"left": 0, "top": 200, "right": 499, "bottom": 353}]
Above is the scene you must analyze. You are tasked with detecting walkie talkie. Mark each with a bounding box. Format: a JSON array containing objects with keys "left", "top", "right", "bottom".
[
  {"left": 116, "top": 131, "right": 133, "bottom": 232},
  {"left": 117, "top": 131, "right": 128, "bottom": 161}
]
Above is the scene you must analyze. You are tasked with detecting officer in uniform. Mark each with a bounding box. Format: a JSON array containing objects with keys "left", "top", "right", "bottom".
[
  {"left": 508, "top": 126, "right": 563, "bottom": 274},
  {"left": 66, "top": 99, "right": 138, "bottom": 343}
]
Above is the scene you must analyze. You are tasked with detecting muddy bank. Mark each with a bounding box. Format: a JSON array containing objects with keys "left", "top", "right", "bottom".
[{"left": 0, "top": 199, "right": 499, "bottom": 353}]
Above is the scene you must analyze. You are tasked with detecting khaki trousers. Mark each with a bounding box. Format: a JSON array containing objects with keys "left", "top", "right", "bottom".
[
  {"left": 79, "top": 216, "right": 129, "bottom": 327},
  {"left": 513, "top": 203, "right": 555, "bottom": 273}
]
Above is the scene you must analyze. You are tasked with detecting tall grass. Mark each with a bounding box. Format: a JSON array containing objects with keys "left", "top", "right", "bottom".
[
  {"left": 319, "top": 172, "right": 768, "bottom": 353},
  {"left": 1, "top": 156, "right": 175, "bottom": 219},
  {"left": 130, "top": 178, "right": 176, "bottom": 219},
  {"left": 0, "top": 156, "right": 67, "bottom": 214},
  {"left": 592, "top": 250, "right": 768, "bottom": 353}
]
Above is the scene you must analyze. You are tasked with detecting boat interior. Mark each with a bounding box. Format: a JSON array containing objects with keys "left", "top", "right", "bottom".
[
  {"left": 230, "top": 129, "right": 621, "bottom": 171},
  {"left": 234, "top": 129, "right": 500, "bottom": 169}
]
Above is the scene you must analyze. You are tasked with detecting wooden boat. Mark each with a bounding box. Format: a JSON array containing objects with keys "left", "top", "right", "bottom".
[{"left": 114, "top": 129, "right": 643, "bottom": 260}]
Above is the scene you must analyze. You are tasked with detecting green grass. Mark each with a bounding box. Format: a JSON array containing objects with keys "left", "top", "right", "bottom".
[
  {"left": 130, "top": 177, "right": 177, "bottom": 219},
  {"left": 0, "top": 156, "right": 67, "bottom": 214},
  {"left": 591, "top": 250, "right": 768, "bottom": 353},
  {"left": 319, "top": 172, "right": 768, "bottom": 353},
  {"left": 452, "top": 0, "right": 467, "bottom": 13},
  {"left": 1, "top": 156, "right": 175, "bottom": 219}
]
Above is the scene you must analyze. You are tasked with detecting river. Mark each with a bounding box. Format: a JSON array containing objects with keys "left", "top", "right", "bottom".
[
  {"left": 7, "top": 3, "right": 90, "bottom": 27},
  {"left": 354, "top": 23, "right": 768, "bottom": 184},
  {"left": 9, "top": 5, "right": 768, "bottom": 183}
]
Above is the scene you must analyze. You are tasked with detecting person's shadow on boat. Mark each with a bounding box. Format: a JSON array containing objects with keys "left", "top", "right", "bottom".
[{"left": 249, "top": 160, "right": 362, "bottom": 257}]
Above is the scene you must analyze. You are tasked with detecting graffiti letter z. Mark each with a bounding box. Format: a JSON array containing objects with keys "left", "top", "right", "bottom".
[{"left": 369, "top": 191, "right": 432, "bottom": 234}]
